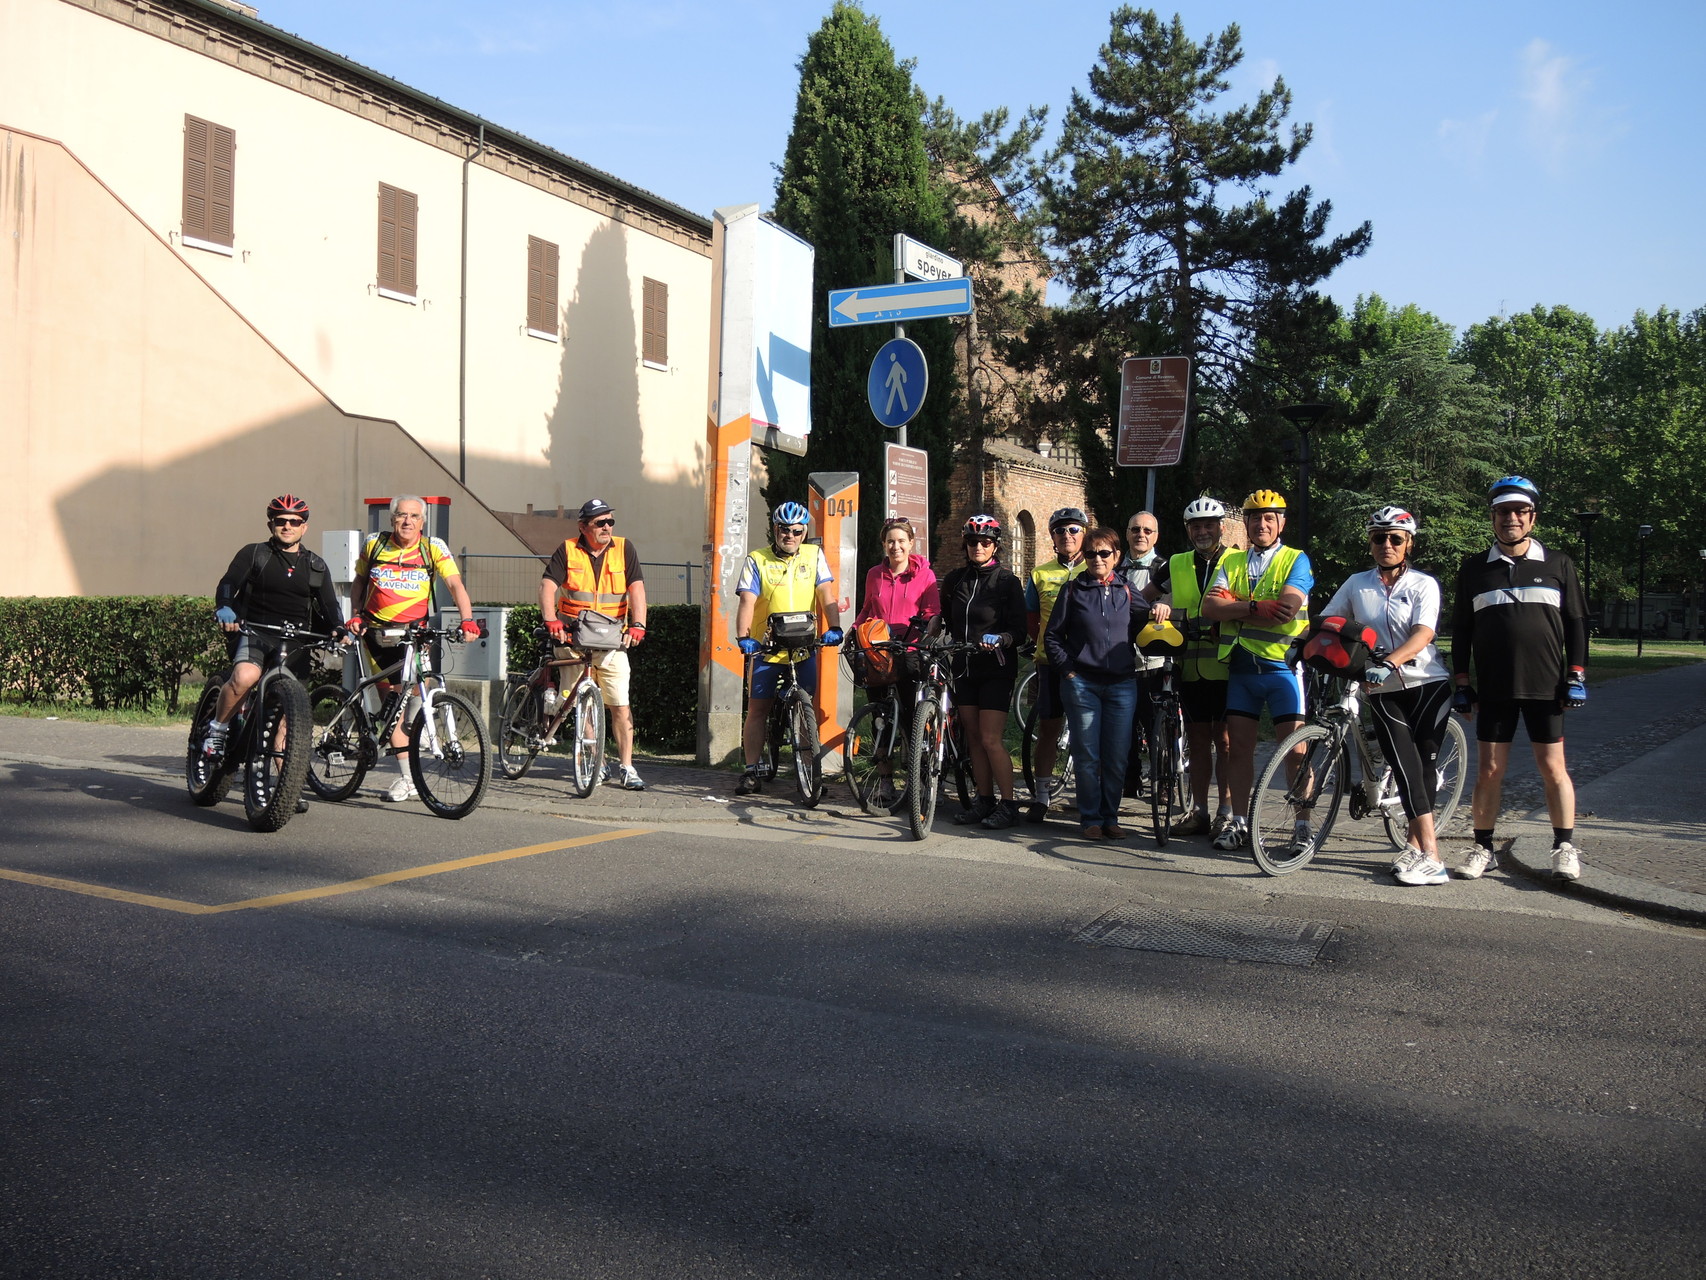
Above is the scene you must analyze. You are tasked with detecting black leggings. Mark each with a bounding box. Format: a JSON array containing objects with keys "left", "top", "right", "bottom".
[{"left": 1367, "top": 681, "right": 1453, "bottom": 822}]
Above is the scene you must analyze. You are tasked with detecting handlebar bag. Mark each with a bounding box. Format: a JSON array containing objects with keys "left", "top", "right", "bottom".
[
  {"left": 1300, "top": 616, "right": 1378, "bottom": 676},
  {"left": 573, "top": 609, "right": 625, "bottom": 651},
  {"left": 768, "top": 611, "right": 817, "bottom": 644}
]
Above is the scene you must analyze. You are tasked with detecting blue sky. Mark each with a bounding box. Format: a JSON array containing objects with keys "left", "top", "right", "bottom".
[{"left": 254, "top": 0, "right": 1703, "bottom": 336}]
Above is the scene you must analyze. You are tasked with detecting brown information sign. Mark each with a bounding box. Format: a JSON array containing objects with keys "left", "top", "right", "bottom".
[
  {"left": 885, "top": 443, "right": 929, "bottom": 531},
  {"left": 1116, "top": 356, "right": 1191, "bottom": 467}
]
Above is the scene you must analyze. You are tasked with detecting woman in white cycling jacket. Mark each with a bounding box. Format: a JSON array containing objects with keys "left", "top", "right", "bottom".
[{"left": 1320, "top": 506, "right": 1453, "bottom": 886}]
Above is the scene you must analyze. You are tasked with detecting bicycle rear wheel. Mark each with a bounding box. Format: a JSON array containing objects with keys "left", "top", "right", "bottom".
[
  {"left": 789, "top": 694, "right": 822, "bottom": 808},
  {"left": 843, "top": 700, "right": 904, "bottom": 815},
  {"left": 1380, "top": 712, "right": 1471, "bottom": 847},
  {"left": 410, "top": 691, "right": 491, "bottom": 819},
  {"left": 244, "top": 676, "right": 311, "bottom": 832},
  {"left": 1250, "top": 724, "right": 1346, "bottom": 875},
  {"left": 568, "top": 682, "right": 606, "bottom": 798},
  {"left": 906, "top": 695, "right": 945, "bottom": 840},
  {"left": 1019, "top": 703, "right": 1074, "bottom": 810},
  {"left": 1149, "top": 704, "right": 1183, "bottom": 847},
  {"left": 306, "top": 684, "right": 370, "bottom": 802},
  {"left": 186, "top": 678, "right": 237, "bottom": 807},
  {"left": 496, "top": 680, "right": 543, "bottom": 781},
  {"left": 946, "top": 713, "right": 973, "bottom": 812}
]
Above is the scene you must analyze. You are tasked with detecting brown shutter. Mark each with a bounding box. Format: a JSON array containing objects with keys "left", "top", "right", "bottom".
[
  {"left": 527, "top": 236, "right": 559, "bottom": 333},
  {"left": 207, "top": 123, "right": 235, "bottom": 246},
  {"left": 378, "top": 182, "right": 417, "bottom": 296},
  {"left": 182, "top": 116, "right": 208, "bottom": 242},
  {"left": 642, "top": 277, "right": 668, "bottom": 366}
]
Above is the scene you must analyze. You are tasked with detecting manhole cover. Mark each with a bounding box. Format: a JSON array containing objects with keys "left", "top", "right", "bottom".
[{"left": 1076, "top": 904, "right": 1334, "bottom": 966}]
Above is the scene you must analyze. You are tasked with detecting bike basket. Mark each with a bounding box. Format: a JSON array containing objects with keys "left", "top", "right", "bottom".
[
  {"left": 768, "top": 611, "right": 817, "bottom": 644},
  {"left": 851, "top": 618, "right": 898, "bottom": 688},
  {"left": 1300, "top": 616, "right": 1378, "bottom": 676}
]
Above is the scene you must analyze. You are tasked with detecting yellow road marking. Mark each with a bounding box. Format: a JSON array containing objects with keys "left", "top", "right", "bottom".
[{"left": 0, "top": 829, "right": 648, "bottom": 915}]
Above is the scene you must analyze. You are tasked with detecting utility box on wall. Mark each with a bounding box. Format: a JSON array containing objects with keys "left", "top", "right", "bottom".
[{"left": 440, "top": 607, "right": 509, "bottom": 682}]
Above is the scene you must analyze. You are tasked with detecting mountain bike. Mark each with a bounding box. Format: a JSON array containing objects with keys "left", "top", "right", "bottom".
[
  {"left": 304, "top": 620, "right": 492, "bottom": 819},
  {"left": 496, "top": 626, "right": 608, "bottom": 797},
  {"left": 187, "top": 620, "right": 341, "bottom": 832},
  {"left": 842, "top": 637, "right": 972, "bottom": 826},
  {"left": 1019, "top": 688, "right": 1076, "bottom": 811},
  {"left": 743, "top": 613, "right": 825, "bottom": 808},
  {"left": 1248, "top": 660, "right": 1469, "bottom": 876},
  {"left": 900, "top": 637, "right": 982, "bottom": 840}
]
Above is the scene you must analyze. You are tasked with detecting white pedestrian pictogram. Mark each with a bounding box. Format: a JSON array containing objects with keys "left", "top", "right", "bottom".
[{"left": 884, "top": 354, "right": 909, "bottom": 415}]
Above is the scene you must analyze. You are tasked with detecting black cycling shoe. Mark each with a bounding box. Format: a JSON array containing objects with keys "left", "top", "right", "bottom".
[
  {"left": 295, "top": 797, "right": 310, "bottom": 814},
  {"left": 734, "top": 769, "right": 764, "bottom": 797},
  {"left": 952, "top": 795, "right": 997, "bottom": 825},
  {"left": 980, "top": 799, "right": 1021, "bottom": 830},
  {"left": 1022, "top": 802, "right": 1049, "bottom": 824}
]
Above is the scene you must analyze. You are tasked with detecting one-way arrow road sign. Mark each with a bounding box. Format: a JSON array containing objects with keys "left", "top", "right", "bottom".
[{"left": 827, "top": 277, "right": 973, "bottom": 328}]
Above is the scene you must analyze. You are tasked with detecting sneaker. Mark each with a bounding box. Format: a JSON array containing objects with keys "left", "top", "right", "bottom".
[
  {"left": 1396, "top": 856, "right": 1449, "bottom": 886},
  {"left": 1174, "top": 809, "right": 1212, "bottom": 836},
  {"left": 200, "top": 720, "right": 229, "bottom": 758},
  {"left": 980, "top": 799, "right": 1021, "bottom": 830},
  {"left": 1102, "top": 823, "right": 1126, "bottom": 840},
  {"left": 1391, "top": 845, "right": 1428, "bottom": 878},
  {"left": 735, "top": 768, "right": 763, "bottom": 796},
  {"left": 385, "top": 776, "right": 418, "bottom": 803},
  {"left": 1552, "top": 842, "right": 1582, "bottom": 881},
  {"left": 1212, "top": 807, "right": 1234, "bottom": 835},
  {"left": 295, "top": 796, "right": 310, "bottom": 815},
  {"left": 1022, "top": 802, "right": 1049, "bottom": 825},
  {"left": 618, "top": 764, "right": 646, "bottom": 792},
  {"left": 1212, "top": 817, "right": 1248, "bottom": 851},
  {"left": 602, "top": 759, "right": 621, "bottom": 783},
  {"left": 1455, "top": 846, "right": 1495, "bottom": 879},
  {"left": 953, "top": 795, "right": 998, "bottom": 825}
]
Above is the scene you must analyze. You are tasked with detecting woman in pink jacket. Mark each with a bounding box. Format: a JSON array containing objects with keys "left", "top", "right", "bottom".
[{"left": 857, "top": 517, "right": 939, "bottom": 632}]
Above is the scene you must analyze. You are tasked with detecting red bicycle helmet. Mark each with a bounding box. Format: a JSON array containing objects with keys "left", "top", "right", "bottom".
[
  {"left": 963, "top": 514, "right": 1002, "bottom": 540},
  {"left": 267, "top": 493, "right": 310, "bottom": 520}
]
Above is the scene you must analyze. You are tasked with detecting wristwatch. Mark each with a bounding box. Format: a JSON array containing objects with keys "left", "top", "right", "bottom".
[{"left": 1247, "top": 599, "right": 1258, "bottom": 615}]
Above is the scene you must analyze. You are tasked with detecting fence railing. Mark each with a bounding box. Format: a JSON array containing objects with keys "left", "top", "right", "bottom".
[{"left": 457, "top": 552, "right": 700, "bottom": 606}]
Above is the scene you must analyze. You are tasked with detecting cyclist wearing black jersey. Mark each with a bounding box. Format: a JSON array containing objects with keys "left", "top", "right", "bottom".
[
  {"left": 1450, "top": 476, "right": 1589, "bottom": 881},
  {"left": 202, "top": 495, "right": 345, "bottom": 768}
]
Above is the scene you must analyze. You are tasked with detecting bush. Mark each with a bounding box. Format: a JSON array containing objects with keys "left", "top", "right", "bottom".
[
  {"left": 497, "top": 602, "right": 702, "bottom": 754},
  {"left": 0, "top": 596, "right": 226, "bottom": 713}
]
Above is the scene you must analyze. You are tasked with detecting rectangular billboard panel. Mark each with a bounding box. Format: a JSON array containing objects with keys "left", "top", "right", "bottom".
[
  {"left": 714, "top": 205, "right": 815, "bottom": 457},
  {"left": 1116, "top": 356, "right": 1191, "bottom": 467}
]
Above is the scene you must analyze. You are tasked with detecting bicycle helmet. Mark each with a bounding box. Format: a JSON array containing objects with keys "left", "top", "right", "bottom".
[
  {"left": 1182, "top": 496, "right": 1226, "bottom": 523},
  {"left": 1048, "top": 507, "right": 1089, "bottom": 531},
  {"left": 1242, "top": 489, "right": 1287, "bottom": 512},
  {"left": 1367, "top": 505, "right": 1418, "bottom": 535},
  {"left": 1489, "top": 476, "right": 1540, "bottom": 509},
  {"left": 962, "top": 514, "right": 1002, "bottom": 541},
  {"left": 267, "top": 493, "right": 310, "bottom": 520},
  {"left": 771, "top": 501, "right": 810, "bottom": 529}
]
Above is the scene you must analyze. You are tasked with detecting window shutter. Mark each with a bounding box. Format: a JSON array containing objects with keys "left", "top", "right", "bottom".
[
  {"left": 378, "top": 182, "right": 418, "bottom": 296},
  {"left": 182, "top": 116, "right": 208, "bottom": 242},
  {"left": 208, "top": 123, "right": 235, "bottom": 246},
  {"left": 398, "top": 188, "right": 418, "bottom": 294},
  {"left": 642, "top": 277, "right": 668, "bottom": 366},
  {"left": 527, "top": 236, "right": 559, "bottom": 333}
]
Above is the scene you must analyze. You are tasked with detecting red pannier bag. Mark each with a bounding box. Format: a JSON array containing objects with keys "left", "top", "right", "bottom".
[{"left": 1299, "top": 615, "right": 1379, "bottom": 677}]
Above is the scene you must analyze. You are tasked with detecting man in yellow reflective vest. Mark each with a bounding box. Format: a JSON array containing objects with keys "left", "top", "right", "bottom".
[
  {"left": 1200, "top": 489, "right": 1313, "bottom": 850},
  {"left": 1145, "top": 496, "right": 1234, "bottom": 836},
  {"left": 540, "top": 498, "right": 649, "bottom": 790},
  {"left": 1022, "top": 507, "right": 1088, "bottom": 819},
  {"left": 732, "top": 502, "right": 843, "bottom": 796}
]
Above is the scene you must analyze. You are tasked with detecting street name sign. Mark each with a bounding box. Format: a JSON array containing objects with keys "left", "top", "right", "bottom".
[
  {"left": 1116, "top": 356, "right": 1191, "bottom": 467},
  {"left": 893, "top": 233, "right": 964, "bottom": 283},
  {"left": 827, "top": 277, "right": 973, "bottom": 328},
  {"left": 868, "top": 338, "right": 928, "bottom": 428}
]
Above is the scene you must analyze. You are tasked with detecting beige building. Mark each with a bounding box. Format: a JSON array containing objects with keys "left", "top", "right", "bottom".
[{"left": 1, "top": 0, "right": 714, "bottom": 599}]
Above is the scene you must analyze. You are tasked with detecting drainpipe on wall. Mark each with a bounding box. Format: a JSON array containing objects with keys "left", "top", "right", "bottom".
[{"left": 458, "top": 124, "right": 487, "bottom": 485}]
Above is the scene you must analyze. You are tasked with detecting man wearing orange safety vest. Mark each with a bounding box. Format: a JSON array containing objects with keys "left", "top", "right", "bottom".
[{"left": 540, "top": 498, "right": 649, "bottom": 791}]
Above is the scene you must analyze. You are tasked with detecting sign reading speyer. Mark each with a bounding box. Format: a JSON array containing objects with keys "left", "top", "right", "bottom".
[
  {"left": 885, "top": 443, "right": 929, "bottom": 531},
  {"left": 1116, "top": 356, "right": 1192, "bottom": 467},
  {"left": 893, "top": 233, "right": 964, "bottom": 283},
  {"left": 827, "top": 277, "right": 973, "bottom": 328}
]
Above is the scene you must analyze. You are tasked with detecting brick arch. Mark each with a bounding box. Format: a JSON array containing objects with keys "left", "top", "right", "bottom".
[{"left": 1014, "top": 509, "right": 1037, "bottom": 575}]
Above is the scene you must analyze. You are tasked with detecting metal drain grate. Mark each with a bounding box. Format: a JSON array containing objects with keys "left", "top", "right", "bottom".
[{"left": 1076, "top": 904, "right": 1334, "bottom": 966}]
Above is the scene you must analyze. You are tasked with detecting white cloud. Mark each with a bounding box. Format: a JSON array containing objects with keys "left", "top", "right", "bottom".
[{"left": 1517, "top": 37, "right": 1627, "bottom": 173}]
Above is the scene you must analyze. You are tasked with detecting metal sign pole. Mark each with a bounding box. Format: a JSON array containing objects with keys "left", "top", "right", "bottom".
[{"left": 893, "top": 236, "right": 906, "bottom": 450}]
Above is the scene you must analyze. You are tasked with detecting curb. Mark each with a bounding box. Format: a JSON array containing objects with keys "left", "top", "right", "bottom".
[{"left": 1502, "top": 832, "right": 1706, "bottom": 927}]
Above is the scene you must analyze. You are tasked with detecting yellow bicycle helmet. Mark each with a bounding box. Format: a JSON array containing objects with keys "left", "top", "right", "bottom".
[
  {"left": 1135, "top": 620, "right": 1185, "bottom": 655},
  {"left": 1242, "top": 489, "right": 1288, "bottom": 512}
]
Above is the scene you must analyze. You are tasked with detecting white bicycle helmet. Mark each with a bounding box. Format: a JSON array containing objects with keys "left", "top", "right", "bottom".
[
  {"left": 1182, "top": 496, "right": 1226, "bottom": 523},
  {"left": 1367, "top": 505, "right": 1419, "bottom": 535}
]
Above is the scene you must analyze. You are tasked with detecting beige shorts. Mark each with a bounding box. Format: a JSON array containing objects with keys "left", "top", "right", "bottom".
[{"left": 553, "top": 645, "right": 630, "bottom": 707}]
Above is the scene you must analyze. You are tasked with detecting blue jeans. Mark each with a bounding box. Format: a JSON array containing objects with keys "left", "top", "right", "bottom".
[{"left": 1060, "top": 674, "right": 1136, "bottom": 827}]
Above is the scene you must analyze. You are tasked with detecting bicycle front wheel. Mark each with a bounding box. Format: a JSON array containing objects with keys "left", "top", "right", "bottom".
[
  {"left": 789, "top": 695, "right": 822, "bottom": 808},
  {"left": 1380, "top": 712, "right": 1471, "bottom": 847},
  {"left": 906, "top": 695, "right": 945, "bottom": 840},
  {"left": 843, "top": 700, "right": 903, "bottom": 815},
  {"left": 410, "top": 691, "right": 491, "bottom": 819},
  {"left": 1250, "top": 724, "right": 1346, "bottom": 875},
  {"left": 1149, "top": 704, "right": 1183, "bottom": 847},
  {"left": 496, "top": 680, "right": 543, "bottom": 781},
  {"left": 568, "top": 681, "right": 605, "bottom": 798},
  {"left": 306, "top": 684, "right": 369, "bottom": 802},
  {"left": 244, "top": 676, "right": 311, "bottom": 832},
  {"left": 186, "top": 677, "right": 236, "bottom": 807}
]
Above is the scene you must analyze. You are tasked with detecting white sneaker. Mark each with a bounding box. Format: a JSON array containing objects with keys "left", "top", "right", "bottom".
[
  {"left": 385, "top": 776, "right": 418, "bottom": 802},
  {"left": 1392, "top": 845, "right": 1428, "bottom": 877},
  {"left": 1455, "top": 846, "right": 1495, "bottom": 879},
  {"left": 1552, "top": 842, "right": 1582, "bottom": 880},
  {"left": 200, "top": 721, "right": 229, "bottom": 757},
  {"left": 540, "top": 688, "right": 561, "bottom": 715},
  {"left": 1212, "top": 808, "right": 1234, "bottom": 835},
  {"left": 1396, "top": 856, "right": 1449, "bottom": 886},
  {"left": 1212, "top": 817, "right": 1248, "bottom": 851},
  {"left": 618, "top": 764, "right": 646, "bottom": 791}
]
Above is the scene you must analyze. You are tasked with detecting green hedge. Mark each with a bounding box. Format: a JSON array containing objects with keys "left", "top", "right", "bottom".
[
  {"left": 0, "top": 596, "right": 225, "bottom": 713},
  {"left": 500, "top": 603, "right": 701, "bottom": 753}
]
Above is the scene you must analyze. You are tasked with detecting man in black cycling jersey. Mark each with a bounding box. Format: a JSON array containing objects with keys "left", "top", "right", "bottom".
[
  {"left": 1450, "top": 476, "right": 1589, "bottom": 881},
  {"left": 202, "top": 495, "right": 345, "bottom": 799}
]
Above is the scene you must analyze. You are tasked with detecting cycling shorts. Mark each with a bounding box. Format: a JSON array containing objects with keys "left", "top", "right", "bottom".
[
  {"left": 750, "top": 654, "right": 816, "bottom": 701},
  {"left": 1225, "top": 651, "right": 1305, "bottom": 721},
  {"left": 1033, "top": 663, "right": 1067, "bottom": 719},
  {"left": 229, "top": 631, "right": 311, "bottom": 679},
  {"left": 1477, "top": 697, "right": 1564, "bottom": 745},
  {"left": 954, "top": 671, "right": 1016, "bottom": 712},
  {"left": 1179, "top": 677, "right": 1228, "bottom": 725}
]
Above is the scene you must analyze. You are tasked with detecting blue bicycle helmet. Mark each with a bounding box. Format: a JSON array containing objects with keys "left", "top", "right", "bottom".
[
  {"left": 1489, "top": 476, "right": 1540, "bottom": 509},
  {"left": 772, "top": 501, "right": 810, "bottom": 529}
]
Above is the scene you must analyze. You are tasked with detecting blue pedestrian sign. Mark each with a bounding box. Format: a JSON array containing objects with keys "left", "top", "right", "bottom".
[
  {"left": 828, "top": 277, "right": 973, "bottom": 328},
  {"left": 868, "top": 338, "right": 928, "bottom": 428}
]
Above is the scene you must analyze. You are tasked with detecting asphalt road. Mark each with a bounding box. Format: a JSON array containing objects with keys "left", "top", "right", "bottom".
[{"left": 2, "top": 756, "right": 1702, "bottom": 1279}]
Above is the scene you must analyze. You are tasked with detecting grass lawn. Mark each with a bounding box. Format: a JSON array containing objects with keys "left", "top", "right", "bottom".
[{"left": 1586, "top": 637, "right": 1705, "bottom": 683}]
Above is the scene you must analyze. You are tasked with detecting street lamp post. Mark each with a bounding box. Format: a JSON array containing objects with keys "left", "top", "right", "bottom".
[
  {"left": 1636, "top": 524, "right": 1653, "bottom": 657},
  {"left": 1278, "top": 403, "right": 1330, "bottom": 551},
  {"left": 1698, "top": 549, "right": 1706, "bottom": 644},
  {"left": 1574, "top": 510, "right": 1601, "bottom": 633}
]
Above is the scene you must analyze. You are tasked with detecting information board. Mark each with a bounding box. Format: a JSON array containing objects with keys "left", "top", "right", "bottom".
[{"left": 1116, "top": 356, "right": 1191, "bottom": 468}]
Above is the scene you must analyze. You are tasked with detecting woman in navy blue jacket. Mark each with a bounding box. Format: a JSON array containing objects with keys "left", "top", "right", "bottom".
[{"left": 1044, "top": 526, "right": 1151, "bottom": 839}]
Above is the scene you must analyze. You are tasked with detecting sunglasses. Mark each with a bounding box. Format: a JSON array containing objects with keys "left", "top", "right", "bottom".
[
  {"left": 270, "top": 517, "right": 306, "bottom": 528},
  {"left": 1054, "top": 525, "right": 1085, "bottom": 537},
  {"left": 1089, "top": 548, "right": 1119, "bottom": 560},
  {"left": 1496, "top": 506, "right": 1535, "bottom": 518},
  {"left": 590, "top": 517, "right": 616, "bottom": 528},
  {"left": 777, "top": 524, "right": 806, "bottom": 536},
  {"left": 1369, "top": 532, "right": 1407, "bottom": 546},
  {"left": 964, "top": 536, "right": 996, "bottom": 547}
]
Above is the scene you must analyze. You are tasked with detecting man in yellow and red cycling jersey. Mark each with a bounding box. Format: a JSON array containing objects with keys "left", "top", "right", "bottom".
[
  {"left": 539, "top": 498, "right": 649, "bottom": 791},
  {"left": 346, "top": 495, "right": 479, "bottom": 802}
]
